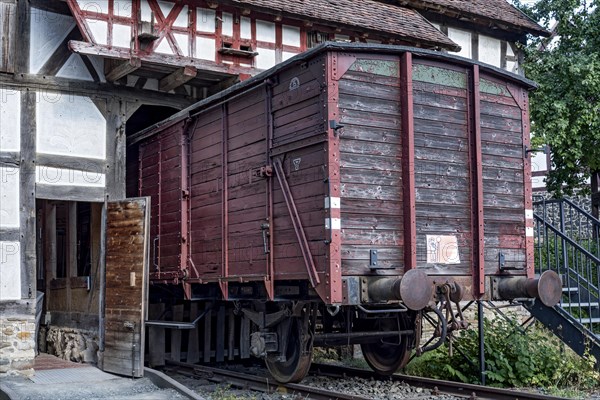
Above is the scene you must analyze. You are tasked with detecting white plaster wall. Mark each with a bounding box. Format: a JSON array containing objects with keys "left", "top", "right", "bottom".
[
  {"left": 36, "top": 166, "right": 106, "bottom": 187},
  {"left": 113, "top": 0, "right": 133, "bottom": 18},
  {"left": 256, "top": 20, "right": 275, "bottom": 43},
  {"left": 157, "top": 0, "right": 173, "bottom": 18},
  {"left": 506, "top": 43, "right": 518, "bottom": 73},
  {"left": 197, "top": 8, "right": 215, "bottom": 32},
  {"left": 76, "top": 0, "right": 109, "bottom": 14},
  {"left": 29, "top": 9, "right": 76, "bottom": 74},
  {"left": 479, "top": 35, "right": 501, "bottom": 68},
  {"left": 0, "top": 88, "right": 21, "bottom": 152},
  {"left": 241, "top": 17, "right": 252, "bottom": 40},
  {"left": 173, "top": 5, "right": 188, "bottom": 28},
  {"left": 282, "top": 25, "right": 300, "bottom": 47},
  {"left": 87, "top": 19, "right": 108, "bottom": 45},
  {"left": 448, "top": 28, "right": 471, "bottom": 59},
  {"left": 0, "top": 166, "right": 19, "bottom": 228},
  {"left": 196, "top": 37, "right": 215, "bottom": 61},
  {"left": 36, "top": 94, "right": 106, "bottom": 160},
  {"left": 56, "top": 54, "right": 93, "bottom": 81},
  {"left": 222, "top": 12, "right": 233, "bottom": 37},
  {"left": 282, "top": 51, "right": 297, "bottom": 62},
  {"left": 0, "top": 241, "right": 21, "bottom": 300},
  {"left": 141, "top": 0, "right": 152, "bottom": 22},
  {"left": 112, "top": 24, "right": 132, "bottom": 48},
  {"left": 155, "top": 38, "right": 174, "bottom": 55},
  {"left": 174, "top": 33, "right": 190, "bottom": 57},
  {"left": 256, "top": 48, "right": 276, "bottom": 70}
]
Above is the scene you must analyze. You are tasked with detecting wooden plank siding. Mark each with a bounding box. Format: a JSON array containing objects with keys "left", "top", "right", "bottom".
[
  {"left": 338, "top": 57, "right": 404, "bottom": 275},
  {"left": 133, "top": 46, "right": 534, "bottom": 304},
  {"left": 479, "top": 77, "right": 527, "bottom": 273},
  {"left": 412, "top": 62, "right": 472, "bottom": 275}
]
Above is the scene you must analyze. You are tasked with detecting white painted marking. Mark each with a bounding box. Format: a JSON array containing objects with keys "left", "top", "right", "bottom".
[
  {"left": 36, "top": 166, "right": 106, "bottom": 187},
  {"left": 525, "top": 209, "right": 533, "bottom": 219},
  {"left": 325, "top": 218, "right": 341, "bottom": 230},
  {"left": 0, "top": 241, "right": 21, "bottom": 300},
  {"left": 0, "top": 88, "right": 21, "bottom": 151},
  {"left": 526, "top": 227, "right": 534, "bottom": 237},
  {"left": 426, "top": 235, "right": 460, "bottom": 264},
  {"left": 0, "top": 167, "right": 20, "bottom": 228},
  {"left": 325, "top": 197, "right": 341, "bottom": 209}
]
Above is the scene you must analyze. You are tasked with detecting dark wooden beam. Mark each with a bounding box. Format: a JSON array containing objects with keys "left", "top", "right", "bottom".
[
  {"left": 36, "top": 154, "right": 107, "bottom": 174},
  {"left": 159, "top": 66, "right": 197, "bottom": 92},
  {"left": 2, "top": 73, "right": 194, "bottom": 109},
  {"left": 39, "top": 26, "right": 83, "bottom": 76},
  {"left": 105, "top": 58, "right": 142, "bottom": 83},
  {"left": 68, "top": 40, "right": 255, "bottom": 77},
  {"left": 80, "top": 55, "right": 101, "bottom": 83},
  {"left": 36, "top": 184, "right": 105, "bottom": 202}
]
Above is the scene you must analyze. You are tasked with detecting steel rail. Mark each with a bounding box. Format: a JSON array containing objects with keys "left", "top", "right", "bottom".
[
  {"left": 166, "top": 360, "right": 371, "bottom": 400},
  {"left": 311, "top": 363, "right": 568, "bottom": 400}
]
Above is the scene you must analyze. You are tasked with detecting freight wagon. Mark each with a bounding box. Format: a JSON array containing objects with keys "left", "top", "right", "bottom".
[{"left": 127, "top": 43, "right": 561, "bottom": 382}]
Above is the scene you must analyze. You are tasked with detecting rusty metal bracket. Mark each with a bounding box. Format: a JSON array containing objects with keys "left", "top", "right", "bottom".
[{"left": 272, "top": 158, "right": 320, "bottom": 288}]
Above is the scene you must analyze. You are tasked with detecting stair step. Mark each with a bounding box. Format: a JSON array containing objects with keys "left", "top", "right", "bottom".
[
  {"left": 579, "top": 317, "right": 600, "bottom": 324},
  {"left": 562, "top": 287, "right": 579, "bottom": 293},
  {"left": 562, "top": 302, "right": 600, "bottom": 308}
]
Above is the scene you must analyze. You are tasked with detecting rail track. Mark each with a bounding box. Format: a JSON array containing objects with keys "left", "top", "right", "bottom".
[{"left": 166, "top": 360, "right": 568, "bottom": 400}]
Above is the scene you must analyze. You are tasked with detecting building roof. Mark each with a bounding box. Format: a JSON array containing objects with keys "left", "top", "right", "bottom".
[
  {"left": 222, "top": 0, "right": 460, "bottom": 51},
  {"left": 396, "top": 0, "right": 550, "bottom": 36}
]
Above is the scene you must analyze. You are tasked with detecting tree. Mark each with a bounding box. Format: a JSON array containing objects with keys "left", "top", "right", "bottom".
[{"left": 514, "top": 0, "right": 600, "bottom": 198}]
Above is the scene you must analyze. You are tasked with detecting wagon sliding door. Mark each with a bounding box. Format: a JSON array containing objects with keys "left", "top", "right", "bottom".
[{"left": 101, "top": 198, "right": 150, "bottom": 377}]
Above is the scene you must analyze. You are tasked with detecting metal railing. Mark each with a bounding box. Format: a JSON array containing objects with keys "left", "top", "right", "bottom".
[{"left": 533, "top": 198, "right": 600, "bottom": 335}]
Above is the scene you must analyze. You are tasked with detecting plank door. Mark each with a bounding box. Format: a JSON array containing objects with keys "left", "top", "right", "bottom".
[{"left": 102, "top": 198, "right": 150, "bottom": 377}]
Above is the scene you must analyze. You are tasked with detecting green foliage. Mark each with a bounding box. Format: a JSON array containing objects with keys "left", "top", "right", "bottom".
[
  {"left": 405, "top": 316, "right": 600, "bottom": 391},
  {"left": 512, "top": 0, "right": 600, "bottom": 196}
]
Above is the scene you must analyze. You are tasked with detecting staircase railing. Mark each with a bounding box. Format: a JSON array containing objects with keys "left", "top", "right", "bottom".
[{"left": 533, "top": 198, "right": 600, "bottom": 336}]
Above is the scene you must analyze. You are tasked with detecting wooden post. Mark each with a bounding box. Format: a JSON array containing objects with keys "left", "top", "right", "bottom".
[
  {"left": 20, "top": 90, "right": 36, "bottom": 300},
  {"left": 148, "top": 303, "right": 166, "bottom": 367},
  {"left": 186, "top": 303, "right": 200, "bottom": 363}
]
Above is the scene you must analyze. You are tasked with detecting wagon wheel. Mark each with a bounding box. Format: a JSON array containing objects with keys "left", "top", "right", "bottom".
[
  {"left": 265, "top": 316, "right": 313, "bottom": 383},
  {"left": 360, "top": 314, "right": 413, "bottom": 375}
]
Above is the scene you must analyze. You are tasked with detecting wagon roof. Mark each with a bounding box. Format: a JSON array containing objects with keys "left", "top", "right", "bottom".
[
  {"left": 395, "top": 0, "right": 550, "bottom": 37},
  {"left": 221, "top": 0, "right": 459, "bottom": 51},
  {"left": 128, "top": 42, "right": 537, "bottom": 145}
]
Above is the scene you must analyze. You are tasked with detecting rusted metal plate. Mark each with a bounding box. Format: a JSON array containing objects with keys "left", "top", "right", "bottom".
[{"left": 103, "top": 198, "right": 150, "bottom": 378}]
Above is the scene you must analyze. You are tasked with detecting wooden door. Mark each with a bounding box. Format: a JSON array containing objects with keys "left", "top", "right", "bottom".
[{"left": 102, "top": 198, "right": 150, "bottom": 377}]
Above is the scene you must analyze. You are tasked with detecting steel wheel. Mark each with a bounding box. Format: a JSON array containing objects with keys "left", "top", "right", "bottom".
[
  {"left": 265, "top": 317, "right": 312, "bottom": 383},
  {"left": 360, "top": 315, "right": 413, "bottom": 375}
]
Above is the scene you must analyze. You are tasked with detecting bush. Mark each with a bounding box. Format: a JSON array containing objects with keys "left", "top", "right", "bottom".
[{"left": 405, "top": 316, "right": 599, "bottom": 390}]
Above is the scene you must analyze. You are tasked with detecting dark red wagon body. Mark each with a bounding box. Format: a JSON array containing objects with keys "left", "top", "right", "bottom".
[{"left": 128, "top": 43, "right": 543, "bottom": 306}]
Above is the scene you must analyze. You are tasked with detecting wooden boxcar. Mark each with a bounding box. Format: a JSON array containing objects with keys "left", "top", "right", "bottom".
[{"left": 128, "top": 43, "right": 561, "bottom": 382}]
